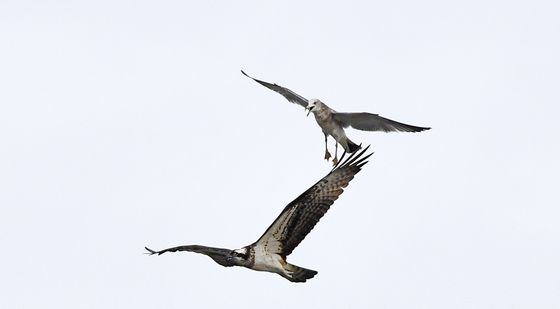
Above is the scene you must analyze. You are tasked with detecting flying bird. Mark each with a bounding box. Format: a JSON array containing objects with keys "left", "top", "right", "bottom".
[
  {"left": 145, "top": 146, "right": 373, "bottom": 282},
  {"left": 241, "top": 70, "right": 430, "bottom": 165}
]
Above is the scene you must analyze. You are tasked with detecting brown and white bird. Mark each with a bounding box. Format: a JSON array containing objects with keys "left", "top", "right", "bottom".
[
  {"left": 145, "top": 147, "right": 372, "bottom": 282},
  {"left": 241, "top": 70, "right": 430, "bottom": 165}
]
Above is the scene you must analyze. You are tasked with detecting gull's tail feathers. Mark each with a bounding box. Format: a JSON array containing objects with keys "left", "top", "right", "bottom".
[{"left": 346, "top": 139, "right": 361, "bottom": 153}]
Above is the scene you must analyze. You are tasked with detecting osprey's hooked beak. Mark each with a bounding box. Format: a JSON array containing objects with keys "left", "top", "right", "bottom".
[{"left": 306, "top": 105, "right": 314, "bottom": 117}]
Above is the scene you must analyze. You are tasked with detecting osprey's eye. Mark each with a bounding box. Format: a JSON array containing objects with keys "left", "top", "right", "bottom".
[
  {"left": 232, "top": 250, "right": 247, "bottom": 259},
  {"left": 232, "top": 251, "right": 243, "bottom": 258}
]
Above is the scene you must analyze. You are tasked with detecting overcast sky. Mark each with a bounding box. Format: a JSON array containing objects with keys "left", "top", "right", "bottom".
[{"left": 1, "top": 0, "right": 559, "bottom": 308}]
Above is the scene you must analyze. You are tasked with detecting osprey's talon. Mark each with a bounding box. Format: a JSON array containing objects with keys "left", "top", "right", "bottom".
[{"left": 324, "top": 151, "right": 332, "bottom": 160}]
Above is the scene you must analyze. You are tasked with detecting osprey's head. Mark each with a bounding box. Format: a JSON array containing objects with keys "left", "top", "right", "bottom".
[{"left": 226, "top": 247, "right": 251, "bottom": 266}]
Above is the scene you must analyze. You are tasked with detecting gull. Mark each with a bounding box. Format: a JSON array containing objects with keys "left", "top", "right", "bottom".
[
  {"left": 241, "top": 70, "right": 430, "bottom": 165},
  {"left": 145, "top": 147, "right": 372, "bottom": 282}
]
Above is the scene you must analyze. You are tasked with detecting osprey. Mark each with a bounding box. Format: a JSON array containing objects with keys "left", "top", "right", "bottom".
[
  {"left": 241, "top": 70, "right": 430, "bottom": 165},
  {"left": 145, "top": 146, "right": 373, "bottom": 282}
]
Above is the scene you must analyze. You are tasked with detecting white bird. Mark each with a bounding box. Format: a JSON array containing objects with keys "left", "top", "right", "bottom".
[
  {"left": 146, "top": 147, "right": 372, "bottom": 282},
  {"left": 242, "top": 70, "right": 430, "bottom": 165}
]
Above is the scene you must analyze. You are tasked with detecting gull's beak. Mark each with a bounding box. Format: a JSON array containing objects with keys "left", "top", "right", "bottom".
[{"left": 306, "top": 106, "right": 314, "bottom": 117}]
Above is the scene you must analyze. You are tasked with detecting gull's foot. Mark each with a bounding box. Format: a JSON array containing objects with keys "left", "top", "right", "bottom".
[
  {"left": 324, "top": 150, "right": 332, "bottom": 161},
  {"left": 332, "top": 156, "right": 338, "bottom": 166}
]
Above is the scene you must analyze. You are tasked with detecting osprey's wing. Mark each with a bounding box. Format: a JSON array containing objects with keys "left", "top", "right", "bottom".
[
  {"left": 333, "top": 112, "right": 431, "bottom": 132},
  {"left": 145, "top": 245, "right": 235, "bottom": 267},
  {"left": 253, "top": 146, "right": 373, "bottom": 258},
  {"left": 241, "top": 70, "right": 309, "bottom": 108}
]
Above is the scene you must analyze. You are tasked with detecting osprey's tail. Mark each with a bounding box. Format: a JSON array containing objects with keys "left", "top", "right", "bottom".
[
  {"left": 284, "top": 263, "right": 318, "bottom": 283},
  {"left": 345, "top": 138, "right": 361, "bottom": 153}
]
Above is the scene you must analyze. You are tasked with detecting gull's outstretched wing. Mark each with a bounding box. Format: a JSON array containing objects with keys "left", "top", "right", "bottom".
[
  {"left": 145, "top": 245, "right": 235, "bottom": 267},
  {"left": 253, "top": 146, "right": 373, "bottom": 258},
  {"left": 333, "top": 112, "right": 431, "bottom": 132},
  {"left": 241, "top": 70, "right": 309, "bottom": 108}
]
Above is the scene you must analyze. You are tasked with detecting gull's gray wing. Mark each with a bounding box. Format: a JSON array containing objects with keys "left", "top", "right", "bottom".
[
  {"left": 332, "top": 112, "right": 431, "bottom": 132},
  {"left": 145, "top": 245, "right": 235, "bottom": 267},
  {"left": 252, "top": 146, "right": 372, "bottom": 258},
  {"left": 241, "top": 70, "right": 309, "bottom": 108}
]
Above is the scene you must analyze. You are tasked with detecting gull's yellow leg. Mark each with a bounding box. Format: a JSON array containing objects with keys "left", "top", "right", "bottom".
[
  {"left": 324, "top": 134, "right": 332, "bottom": 161},
  {"left": 332, "top": 143, "right": 339, "bottom": 166}
]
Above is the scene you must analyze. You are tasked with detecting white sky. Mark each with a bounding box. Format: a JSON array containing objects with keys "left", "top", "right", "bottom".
[{"left": 1, "top": 0, "right": 559, "bottom": 308}]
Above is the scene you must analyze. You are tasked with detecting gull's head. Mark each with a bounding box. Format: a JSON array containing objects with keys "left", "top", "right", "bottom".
[{"left": 306, "top": 99, "right": 322, "bottom": 117}]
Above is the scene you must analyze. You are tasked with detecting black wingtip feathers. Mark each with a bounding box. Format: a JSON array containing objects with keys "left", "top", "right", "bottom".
[
  {"left": 144, "top": 247, "right": 158, "bottom": 255},
  {"left": 332, "top": 144, "right": 373, "bottom": 171}
]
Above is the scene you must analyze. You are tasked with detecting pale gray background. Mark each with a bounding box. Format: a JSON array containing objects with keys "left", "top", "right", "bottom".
[{"left": 1, "top": 0, "right": 559, "bottom": 308}]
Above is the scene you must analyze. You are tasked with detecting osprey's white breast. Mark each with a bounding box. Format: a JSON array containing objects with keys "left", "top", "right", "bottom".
[{"left": 251, "top": 246, "right": 285, "bottom": 274}]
